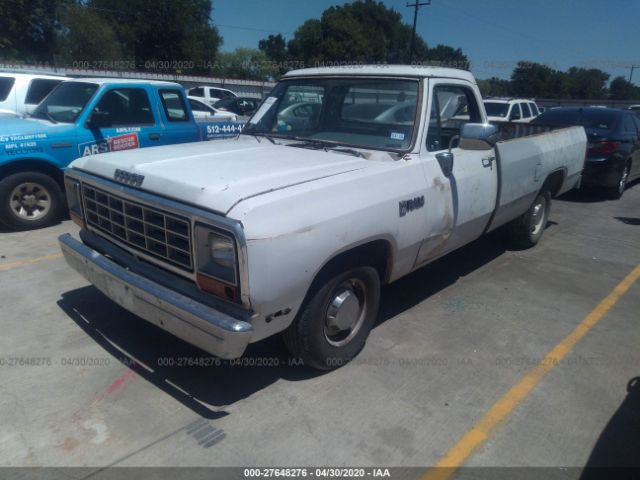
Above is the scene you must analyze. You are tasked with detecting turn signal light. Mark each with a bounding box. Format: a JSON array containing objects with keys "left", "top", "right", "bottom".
[{"left": 196, "top": 273, "right": 239, "bottom": 302}]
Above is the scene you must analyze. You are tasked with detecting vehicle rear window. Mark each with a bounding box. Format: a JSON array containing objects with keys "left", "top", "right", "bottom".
[
  {"left": 0, "top": 76, "right": 15, "bottom": 101},
  {"left": 25, "top": 79, "right": 64, "bottom": 105},
  {"left": 484, "top": 102, "right": 509, "bottom": 117},
  {"left": 535, "top": 109, "right": 619, "bottom": 131},
  {"left": 160, "top": 90, "right": 189, "bottom": 122}
]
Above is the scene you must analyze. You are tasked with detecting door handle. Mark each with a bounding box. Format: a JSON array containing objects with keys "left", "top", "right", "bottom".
[
  {"left": 482, "top": 155, "right": 496, "bottom": 169},
  {"left": 148, "top": 133, "right": 161, "bottom": 141}
]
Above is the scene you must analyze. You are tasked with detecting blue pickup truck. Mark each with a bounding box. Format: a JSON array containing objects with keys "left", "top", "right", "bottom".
[{"left": 0, "top": 78, "right": 244, "bottom": 229}]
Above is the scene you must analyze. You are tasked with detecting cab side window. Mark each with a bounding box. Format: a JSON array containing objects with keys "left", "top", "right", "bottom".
[
  {"left": 521, "top": 103, "right": 532, "bottom": 118},
  {"left": 160, "top": 89, "right": 189, "bottom": 122},
  {"left": 509, "top": 103, "right": 521, "bottom": 120},
  {"left": 91, "top": 88, "right": 154, "bottom": 126},
  {"left": 426, "top": 85, "right": 481, "bottom": 152}
]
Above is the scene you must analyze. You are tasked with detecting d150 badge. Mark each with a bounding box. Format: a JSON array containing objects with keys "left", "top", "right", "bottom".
[
  {"left": 78, "top": 132, "right": 140, "bottom": 157},
  {"left": 399, "top": 195, "right": 425, "bottom": 217},
  {"left": 114, "top": 169, "right": 145, "bottom": 187}
]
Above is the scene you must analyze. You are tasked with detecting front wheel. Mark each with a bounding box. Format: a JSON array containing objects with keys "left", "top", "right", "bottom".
[
  {"left": 507, "top": 190, "right": 551, "bottom": 249},
  {"left": 283, "top": 266, "right": 381, "bottom": 370},
  {"left": 0, "top": 172, "right": 64, "bottom": 230}
]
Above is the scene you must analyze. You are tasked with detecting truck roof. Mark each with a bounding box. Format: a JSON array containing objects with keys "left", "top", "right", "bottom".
[
  {"left": 65, "top": 78, "right": 181, "bottom": 87},
  {"left": 284, "top": 65, "right": 476, "bottom": 83}
]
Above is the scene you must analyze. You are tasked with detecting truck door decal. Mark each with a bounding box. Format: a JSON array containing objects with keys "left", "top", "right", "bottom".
[{"left": 78, "top": 132, "right": 140, "bottom": 157}]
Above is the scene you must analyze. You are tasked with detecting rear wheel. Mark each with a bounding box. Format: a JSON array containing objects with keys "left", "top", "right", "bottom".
[
  {"left": 606, "top": 162, "right": 629, "bottom": 200},
  {"left": 283, "top": 266, "right": 380, "bottom": 370},
  {"left": 0, "top": 172, "right": 63, "bottom": 230},
  {"left": 507, "top": 190, "right": 551, "bottom": 249}
]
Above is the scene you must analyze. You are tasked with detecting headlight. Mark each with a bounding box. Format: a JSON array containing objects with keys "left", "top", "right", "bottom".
[
  {"left": 209, "top": 233, "right": 235, "bottom": 270},
  {"left": 64, "top": 175, "right": 84, "bottom": 227},
  {"left": 195, "top": 224, "right": 238, "bottom": 286}
]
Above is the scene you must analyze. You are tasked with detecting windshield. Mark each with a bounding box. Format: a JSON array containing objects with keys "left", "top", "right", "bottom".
[
  {"left": 484, "top": 102, "right": 509, "bottom": 117},
  {"left": 243, "top": 77, "right": 420, "bottom": 151},
  {"left": 32, "top": 82, "right": 98, "bottom": 123}
]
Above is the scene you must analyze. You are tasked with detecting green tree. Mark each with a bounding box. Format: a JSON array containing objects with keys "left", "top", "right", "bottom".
[
  {"left": 0, "top": 0, "right": 71, "bottom": 63},
  {"left": 609, "top": 76, "right": 638, "bottom": 100},
  {"left": 214, "top": 48, "right": 279, "bottom": 81},
  {"left": 425, "top": 44, "right": 468, "bottom": 68},
  {"left": 511, "top": 61, "right": 561, "bottom": 98},
  {"left": 283, "top": 0, "right": 460, "bottom": 67},
  {"left": 477, "top": 77, "right": 512, "bottom": 97},
  {"left": 563, "top": 67, "right": 609, "bottom": 99},
  {"left": 86, "top": 0, "right": 222, "bottom": 72},
  {"left": 55, "top": 3, "right": 126, "bottom": 65},
  {"left": 258, "top": 34, "right": 289, "bottom": 75}
]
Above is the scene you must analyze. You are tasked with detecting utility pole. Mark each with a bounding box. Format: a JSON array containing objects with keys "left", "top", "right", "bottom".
[
  {"left": 406, "top": 1, "right": 431, "bottom": 64},
  {"left": 629, "top": 66, "right": 639, "bottom": 84}
]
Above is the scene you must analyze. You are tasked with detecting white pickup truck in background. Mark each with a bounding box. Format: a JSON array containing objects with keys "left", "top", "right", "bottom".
[
  {"left": 0, "top": 72, "right": 70, "bottom": 117},
  {"left": 59, "top": 66, "right": 587, "bottom": 370}
]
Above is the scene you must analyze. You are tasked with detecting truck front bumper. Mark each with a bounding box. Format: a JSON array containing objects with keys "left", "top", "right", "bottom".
[{"left": 59, "top": 234, "right": 253, "bottom": 359}]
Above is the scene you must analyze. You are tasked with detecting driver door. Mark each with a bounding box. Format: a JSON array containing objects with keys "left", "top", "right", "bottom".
[
  {"left": 416, "top": 80, "right": 498, "bottom": 264},
  {"left": 77, "top": 87, "right": 160, "bottom": 158}
]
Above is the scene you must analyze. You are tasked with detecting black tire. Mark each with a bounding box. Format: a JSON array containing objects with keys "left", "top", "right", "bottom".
[
  {"left": 0, "top": 172, "right": 64, "bottom": 230},
  {"left": 606, "top": 162, "right": 630, "bottom": 200},
  {"left": 283, "top": 266, "right": 381, "bottom": 370},
  {"left": 507, "top": 190, "right": 551, "bottom": 249}
]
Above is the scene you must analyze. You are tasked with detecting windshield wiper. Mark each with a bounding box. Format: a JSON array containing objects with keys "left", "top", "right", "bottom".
[
  {"left": 326, "top": 147, "right": 365, "bottom": 158},
  {"left": 250, "top": 133, "right": 276, "bottom": 144},
  {"left": 289, "top": 139, "right": 365, "bottom": 158}
]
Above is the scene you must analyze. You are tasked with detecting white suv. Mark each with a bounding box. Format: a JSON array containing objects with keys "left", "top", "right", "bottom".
[
  {"left": 0, "top": 72, "right": 70, "bottom": 117},
  {"left": 188, "top": 86, "right": 237, "bottom": 106},
  {"left": 484, "top": 98, "right": 541, "bottom": 123}
]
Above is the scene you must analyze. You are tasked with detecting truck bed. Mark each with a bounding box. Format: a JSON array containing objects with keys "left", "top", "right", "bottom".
[{"left": 488, "top": 125, "right": 587, "bottom": 231}]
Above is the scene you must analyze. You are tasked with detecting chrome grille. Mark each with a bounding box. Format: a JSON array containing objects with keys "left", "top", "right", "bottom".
[{"left": 82, "top": 184, "right": 193, "bottom": 270}]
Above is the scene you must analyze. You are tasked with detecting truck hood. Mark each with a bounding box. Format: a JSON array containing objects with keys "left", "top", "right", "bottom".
[{"left": 71, "top": 137, "right": 371, "bottom": 215}]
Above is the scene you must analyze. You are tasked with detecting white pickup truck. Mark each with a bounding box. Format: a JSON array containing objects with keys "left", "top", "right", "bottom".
[{"left": 59, "top": 66, "right": 587, "bottom": 370}]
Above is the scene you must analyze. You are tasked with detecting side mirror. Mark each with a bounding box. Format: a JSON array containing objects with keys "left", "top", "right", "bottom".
[
  {"left": 459, "top": 123, "right": 498, "bottom": 150},
  {"left": 86, "top": 111, "right": 112, "bottom": 129},
  {"left": 510, "top": 112, "right": 521, "bottom": 121}
]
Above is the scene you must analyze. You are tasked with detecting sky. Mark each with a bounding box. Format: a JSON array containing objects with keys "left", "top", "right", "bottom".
[{"left": 211, "top": 0, "right": 640, "bottom": 84}]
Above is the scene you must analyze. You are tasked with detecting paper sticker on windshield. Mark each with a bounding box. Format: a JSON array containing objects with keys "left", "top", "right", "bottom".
[
  {"left": 78, "top": 132, "right": 139, "bottom": 157},
  {"left": 249, "top": 97, "right": 278, "bottom": 125},
  {"left": 390, "top": 132, "right": 405, "bottom": 140}
]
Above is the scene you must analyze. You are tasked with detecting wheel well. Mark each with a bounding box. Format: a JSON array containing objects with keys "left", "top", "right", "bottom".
[
  {"left": 304, "top": 239, "right": 393, "bottom": 305},
  {"left": 0, "top": 160, "right": 64, "bottom": 189},
  {"left": 542, "top": 169, "right": 566, "bottom": 197}
]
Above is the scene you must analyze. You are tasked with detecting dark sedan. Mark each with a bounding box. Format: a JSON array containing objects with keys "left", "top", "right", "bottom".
[
  {"left": 213, "top": 97, "right": 260, "bottom": 117},
  {"left": 533, "top": 107, "right": 640, "bottom": 199}
]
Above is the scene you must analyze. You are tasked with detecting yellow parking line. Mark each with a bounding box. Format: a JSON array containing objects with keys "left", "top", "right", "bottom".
[
  {"left": 0, "top": 253, "right": 63, "bottom": 272},
  {"left": 421, "top": 264, "right": 640, "bottom": 480}
]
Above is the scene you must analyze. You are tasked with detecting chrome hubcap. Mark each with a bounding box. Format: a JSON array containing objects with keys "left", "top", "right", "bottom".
[
  {"left": 9, "top": 182, "right": 51, "bottom": 220},
  {"left": 530, "top": 200, "right": 546, "bottom": 235},
  {"left": 324, "top": 279, "right": 367, "bottom": 347}
]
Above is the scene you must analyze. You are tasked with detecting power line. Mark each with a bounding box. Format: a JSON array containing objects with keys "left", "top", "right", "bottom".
[{"left": 406, "top": 1, "right": 431, "bottom": 63}]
